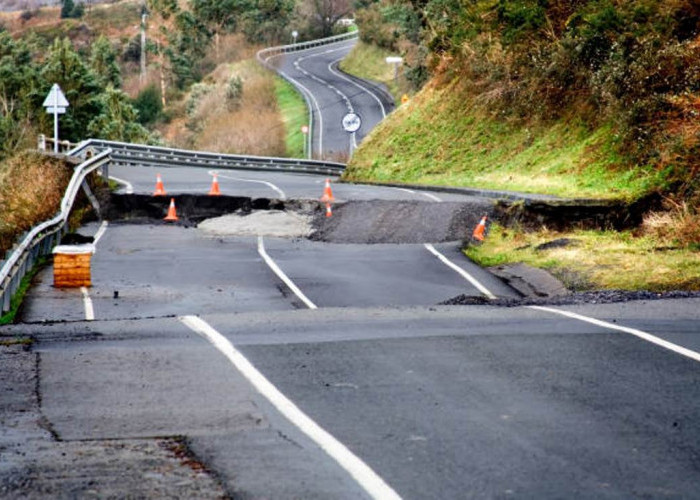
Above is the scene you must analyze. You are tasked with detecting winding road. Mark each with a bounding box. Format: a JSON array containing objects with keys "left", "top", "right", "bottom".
[{"left": 2, "top": 37, "right": 700, "bottom": 500}]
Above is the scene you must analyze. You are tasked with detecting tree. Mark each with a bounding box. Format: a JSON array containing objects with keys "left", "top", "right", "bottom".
[
  {"left": 90, "top": 35, "right": 122, "bottom": 88},
  {"left": 88, "top": 86, "right": 150, "bottom": 142},
  {"left": 60, "top": 0, "right": 75, "bottom": 18},
  {"left": 242, "top": 0, "right": 295, "bottom": 44},
  {"left": 301, "top": 0, "right": 352, "bottom": 38},
  {"left": 40, "top": 38, "right": 102, "bottom": 142},
  {"left": 0, "top": 32, "right": 40, "bottom": 158}
]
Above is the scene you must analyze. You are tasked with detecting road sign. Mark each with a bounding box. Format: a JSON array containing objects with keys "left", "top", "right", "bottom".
[
  {"left": 341, "top": 113, "right": 361, "bottom": 133},
  {"left": 43, "top": 83, "right": 69, "bottom": 111},
  {"left": 43, "top": 84, "right": 70, "bottom": 153},
  {"left": 301, "top": 125, "right": 309, "bottom": 134}
]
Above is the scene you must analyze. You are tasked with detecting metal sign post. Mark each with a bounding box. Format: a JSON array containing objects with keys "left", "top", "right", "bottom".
[{"left": 42, "top": 83, "right": 69, "bottom": 153}]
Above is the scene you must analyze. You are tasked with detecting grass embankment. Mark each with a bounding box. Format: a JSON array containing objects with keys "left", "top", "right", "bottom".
[
  {"left": 274, "top": 77, "right": 308, "bottom": 158},
  {"left": 344, "top": 55, "right": 699, "bottom": 291},
  {"left": 347, "top": 79, "right": 664, "bottom": 200},
  {"left": 0, "top": 152, "right": 71, "bottom": 253},
  {"left": 339, "top": 41, "right": 404, "bottom": 101}
]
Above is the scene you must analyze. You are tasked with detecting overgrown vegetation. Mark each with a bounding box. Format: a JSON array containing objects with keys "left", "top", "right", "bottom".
[
  {"left": 466, "top": 224, "right": 700, "bottom": 291},
  {"left": 352, "top": 0, "right": 700, "bottom": 197},
  {"left": 0, "top": 152, "right": 71, "bottom": 253}
]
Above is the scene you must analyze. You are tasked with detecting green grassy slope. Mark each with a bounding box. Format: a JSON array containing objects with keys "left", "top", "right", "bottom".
[{"left": 346, "top": 79, "right": 666, "bottom": 200}]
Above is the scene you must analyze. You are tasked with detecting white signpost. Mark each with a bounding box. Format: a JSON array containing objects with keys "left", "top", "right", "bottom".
[{"left": 42, "top": 83, "right": 69, "bottom": 153}]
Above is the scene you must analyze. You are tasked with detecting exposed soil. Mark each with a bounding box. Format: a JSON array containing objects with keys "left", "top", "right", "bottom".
[{"left": 441, "top": 290, "right": 700, "bottom": 307}]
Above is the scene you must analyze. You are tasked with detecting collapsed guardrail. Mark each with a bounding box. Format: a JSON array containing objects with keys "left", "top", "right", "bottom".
[
  {"left": 0, "top": 149, "right": 112, "bottom": 314},
  {"left": 68, "top": 139, "right": 346, "bottom": 176}
]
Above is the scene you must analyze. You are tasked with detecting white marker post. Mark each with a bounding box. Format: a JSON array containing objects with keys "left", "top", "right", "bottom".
[
  {"left": 301, "top": 124, "right": 309, "bottom": 158},
  {"left": 42, "top": 83, "right": 69, "bottom": 153}
]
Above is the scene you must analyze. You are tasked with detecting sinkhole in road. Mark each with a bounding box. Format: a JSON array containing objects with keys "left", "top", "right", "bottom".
[{"left": 104, "top": 193, "right": 494, "bottom": 244}]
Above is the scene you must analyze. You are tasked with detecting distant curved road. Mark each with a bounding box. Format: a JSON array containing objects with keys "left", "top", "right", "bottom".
[{"left": 267, "top": 39, "right": 394, "bottom": 160}]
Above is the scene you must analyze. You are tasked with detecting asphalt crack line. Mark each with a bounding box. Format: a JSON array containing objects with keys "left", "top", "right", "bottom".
[
  {"left": 424, "top": 244, "right": 497, "bottom": 300},
  {"left": 179, "top": 315, "right": 402, "bottom": 500},
  {"left": 257, "top": 236, "right": 317, "bottom": 309},
  {"left": 529, "top": 305, "right": 700, "bottom": 363}
]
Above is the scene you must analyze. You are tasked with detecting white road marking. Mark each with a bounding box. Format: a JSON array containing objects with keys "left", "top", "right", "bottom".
[
  {"left": 328, "top": 56, "right": 387, "bottom": 119},
  {"left": 93, "top": 221, "right": 109, "bottom": 244},
  {"left": 213, "top": 171, "right": 287, "bottom": 200},
  {"left": 393, "top": 187, "right": 442, "bottom": 202},
  {"left": 529, "top": 306, "right": 700, "bottom": 363},
  {"left": 81, "top": 287, "right": 94, "bottom": 321},
  {"left": 109, "top": 175, "right": 133, "bottom": 194},
  {"left": 79, "top": 221, "right": 109, "bottom": 321},
  {"left": 424, "top": 244, "right": 497, "bottom": 300},
  {"left": 257, "top": 236, "right": 317, "bottom": 309},
  {"left": 179, "top": 315, "right": 402, "bottom": 500}
]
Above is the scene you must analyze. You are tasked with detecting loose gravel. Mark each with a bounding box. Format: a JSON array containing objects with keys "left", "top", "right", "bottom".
[{"left": 198, "top": 210, "right": 313, "bottom": 238}]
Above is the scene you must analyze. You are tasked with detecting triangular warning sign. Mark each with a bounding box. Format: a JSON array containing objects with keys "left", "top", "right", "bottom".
[{"left": 42, "top": 84, "right": 69, "bottom": 108}]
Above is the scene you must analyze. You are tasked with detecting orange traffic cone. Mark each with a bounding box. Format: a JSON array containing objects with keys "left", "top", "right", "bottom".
[
  {"left": 320, "top": 178, "right": 335, "bottom": 203},
  {"left": 164, "top": 198, "right": 179, "bottom": 221},
  {"left": 153, "top": 173, "right": 167, "bottom": 196},
  {"left": 209, "top": 173, "right": 221, "bottom": 196},
  {"left": 325, "top": 203, "right": 333, "bottom": 218},
  {"left": 472, "top": 215, "right": 487, "bottom": 241}
]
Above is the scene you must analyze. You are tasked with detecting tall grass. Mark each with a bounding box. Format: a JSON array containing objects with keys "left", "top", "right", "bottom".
[
  {"left": 161, "top": 59, "right": 286, "bottom": 156},
  {"left": 274, "top": 77, "right": 307, "bottom": 158},
  {"left": 0, "top": 151, "right": 71, "bottom": 253}
]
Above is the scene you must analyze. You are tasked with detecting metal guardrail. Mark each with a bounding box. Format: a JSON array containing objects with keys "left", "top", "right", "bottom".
[
  {"left": 256, "top": 31, "right": 359, "bottom": 65},
  {"left": 68, "top": 139, "right": 346, "bottom": 175},
  {"left": 0, "top": 149, "right": 112, "bottom": 314}
]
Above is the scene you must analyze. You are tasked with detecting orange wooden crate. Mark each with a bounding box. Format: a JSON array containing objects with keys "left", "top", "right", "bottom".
[{"left": 53, "top": 245, "right": 95, "bottom": 288}]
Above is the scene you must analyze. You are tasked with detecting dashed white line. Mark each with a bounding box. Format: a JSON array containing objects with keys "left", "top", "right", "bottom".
[
  {"left": 424, "top": 244, "right": 497, "bottom": 300},
  {"left": 179, "top": 315, "right": 402, "bottom": 500},
  {"left": 213, "top": 171, "right": 287, "bottom": 199},
  {"left": 528, "top": 306, "right": 700, "bottom": 363},
  {"left": 257, "top": 236, "right": 317, "bottom": 309},
  {"left": 81, "top": 287, "right": 94, "bottom": 321}
]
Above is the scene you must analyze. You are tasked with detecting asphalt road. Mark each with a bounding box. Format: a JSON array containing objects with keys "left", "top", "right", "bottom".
[
  {"left": 4, "top": 38, "right": 700, "bottom": 499},
  {"left": 267, "top": 39, "right": 394, "bottom": 159}
]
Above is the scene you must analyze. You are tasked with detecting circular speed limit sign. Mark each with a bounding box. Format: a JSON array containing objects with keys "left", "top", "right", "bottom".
[{"left": 341, "top": 113, "right": 362, "bottom": 133}]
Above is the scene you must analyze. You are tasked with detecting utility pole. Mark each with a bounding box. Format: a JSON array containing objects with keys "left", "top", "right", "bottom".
[{"left": 140, "top": 2, "right": 147, "bottom": 85}]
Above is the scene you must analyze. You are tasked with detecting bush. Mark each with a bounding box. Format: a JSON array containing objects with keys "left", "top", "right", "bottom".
[{"left": 132, "top": 85, "right": 162, "bottom": 125}]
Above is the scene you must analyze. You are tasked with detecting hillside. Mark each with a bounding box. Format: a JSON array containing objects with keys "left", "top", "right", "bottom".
[{"left": 347, "top": 0, "right": 700, "bottom": 204}]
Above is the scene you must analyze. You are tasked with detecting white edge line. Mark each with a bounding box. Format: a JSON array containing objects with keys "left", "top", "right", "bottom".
[
  {"left": 528, "top": 305, "right": 700, "bottom": 363},
  {"left": 257, "top": 236, "right": 318, "bottom": 309},
  {"left": 80, "top": 287, "right": 94, "bottom": 321},
  {"left": 424, "top": 244, "right": 497, "bottom": 300},
  {"left": 109, "top": 175, "right": 133, "bottom": 194},
  {"left": 93, "top": 221, "right": 109, "bottom": 244},
  {"left": 179, "top": 315, "right": 402, "bottom": 500},
  {"left": 213, "top": 171, "right": 287, "bottom": 200}
]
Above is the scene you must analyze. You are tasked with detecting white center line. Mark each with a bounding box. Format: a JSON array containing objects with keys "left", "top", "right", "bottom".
[
  {"left": 393, "top": 187, "right": 442, "bottom": 202},
  {"left": 179, "top": 315, "right": 401, "bottom": 500},
  {"left": 257, "top": 236, "right": 317, "bottom": 309},
  {"left": 109, "top": 175, "right": 133, "bottom": 194},
  {"left": 80, "top": 221, "right": 108, "bottom": 321},
  {"left": 81, "top": 286, "right": 94, "bottom": 321},
  {"left": 213, "top": 171, "right": 287, "bottom": 200},
  {"left": 424, "top": 244, "right": 497, "bottom": 300},
  {"left": 528, "top": 305, "right": 700, "bottom": 363}
]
